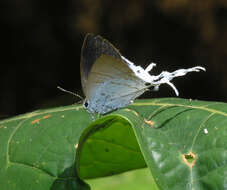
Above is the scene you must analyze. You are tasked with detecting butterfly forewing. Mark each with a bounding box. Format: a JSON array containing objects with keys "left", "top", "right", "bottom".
[{"left": 80, "top": 33, "right": 122, "bottom": 95}]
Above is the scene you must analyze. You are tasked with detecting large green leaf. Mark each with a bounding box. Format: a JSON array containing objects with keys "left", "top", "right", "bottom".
[
  {"left": 78, "top": 98, "right": 227, "bottom": 189},
  {"left": 0, "top": 98, "right": 226, "bottom": 190}
]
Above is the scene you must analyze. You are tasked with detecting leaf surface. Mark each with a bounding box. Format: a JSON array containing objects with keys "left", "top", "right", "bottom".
[
  {"left": 0, "top": 98, "right": 226, "bottom": 190},
  {"left": 79, "top": 98, "right": 227, "bottom": 189},
  {"left": 0, "top": 106, "right": 91, "bottom": 190}
]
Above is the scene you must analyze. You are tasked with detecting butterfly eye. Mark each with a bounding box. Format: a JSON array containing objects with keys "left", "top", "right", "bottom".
[{"left": 84, "top": 101, "right": 89, "bottom": 108}]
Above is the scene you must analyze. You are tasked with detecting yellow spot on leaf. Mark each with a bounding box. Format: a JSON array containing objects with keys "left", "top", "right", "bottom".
[
  {"left": 124, "top": 108, "right": 138, "bottom": 116},
  {"left": 43, "top": 114, "right": 51, "bottom": 119},
  {"left": 0, "top": 125, "right": 5, "bottom": 129},
  {"left": 75, "top": 144, "right": 78, "bottom": 149},
  {"left": 144, "top": 119, "right": 155, "bottom": 127},
  {"left": 31, "top": 119, "right": 40, "bottom": 124},
  {"left": 75, "top": 107, "right": 81, "bottom": 111},
  {"left": 132, "top": 111, "right": 138, "bottom": 116},
  {"left": 182, "top": 152, "right": 196, "bottom": 168}
]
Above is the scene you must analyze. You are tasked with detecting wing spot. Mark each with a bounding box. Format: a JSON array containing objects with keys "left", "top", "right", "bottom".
[{"left": 145, "top": 82, "right": 150, "bottom": 86}]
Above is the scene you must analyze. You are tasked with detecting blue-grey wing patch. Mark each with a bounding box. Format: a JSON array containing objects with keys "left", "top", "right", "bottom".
[{"left": 85, "top": 55, "right": 147, "bottom": 114}]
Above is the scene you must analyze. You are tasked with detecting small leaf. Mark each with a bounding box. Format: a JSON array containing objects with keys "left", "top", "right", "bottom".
[{"left": 77, "top": 115, "right": 146, "bottom": 179}]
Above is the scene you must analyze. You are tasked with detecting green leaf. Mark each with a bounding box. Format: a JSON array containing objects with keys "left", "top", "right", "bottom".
[
  {"left": 79, "top": 98, "right": 227, "bottom": 189},
  {"left": 0, "top": 98, "right": 226, "bottom": 190},
  {"left": 0, "top": 106, "right": 91, "bottom": 190},
  {"left": 77, "top": 114, "right": 146, "bottom": 179},
  {"left": 127, "top": 98, "right": 227, "bottom": 190},
  {"left": 86, "top": 168, "right": 157, "bottom": 190}
]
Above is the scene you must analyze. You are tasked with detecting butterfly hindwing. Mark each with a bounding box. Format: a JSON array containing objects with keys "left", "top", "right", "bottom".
[{"left": 85, "top": 55, "right": 147, "bottom": 114}]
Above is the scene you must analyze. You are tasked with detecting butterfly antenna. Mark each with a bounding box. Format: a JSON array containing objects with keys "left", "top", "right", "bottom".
[{"left": 57, "top": 86, "right": 84, "bottom": 101}]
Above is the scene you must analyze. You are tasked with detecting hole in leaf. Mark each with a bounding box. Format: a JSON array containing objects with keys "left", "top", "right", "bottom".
[{"left": 182, "top": 152, "right": 196, "bottom": 168}]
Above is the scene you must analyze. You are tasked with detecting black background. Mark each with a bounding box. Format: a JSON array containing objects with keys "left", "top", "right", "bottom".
[{"left": 1, "top": 1, "right": 226, "bottom": 118}]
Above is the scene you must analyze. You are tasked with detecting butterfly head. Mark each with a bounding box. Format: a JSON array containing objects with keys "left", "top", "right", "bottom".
[
  {"left": 83, "top": 99, "right": 89, "bottom": 109},
  {"left": 83, "top": 99, "right": 94, "bottom": 115}
]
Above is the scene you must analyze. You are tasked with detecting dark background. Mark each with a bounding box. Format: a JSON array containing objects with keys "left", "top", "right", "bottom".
[{"left": 1, "top": 0, "right": 227, "bottom": 118}]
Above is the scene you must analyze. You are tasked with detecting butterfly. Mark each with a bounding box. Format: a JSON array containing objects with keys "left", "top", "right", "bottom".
[{"left": 80, "top": 33, "right": 205, "bottom": 116}]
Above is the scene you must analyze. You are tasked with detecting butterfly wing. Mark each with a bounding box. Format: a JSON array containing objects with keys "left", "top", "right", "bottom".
[
  {"left": 85, "top": 55, "right": 148, "bottom": 114},
  {"left": 80, "top": 33, "right": 122, "bottom": 95}
]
